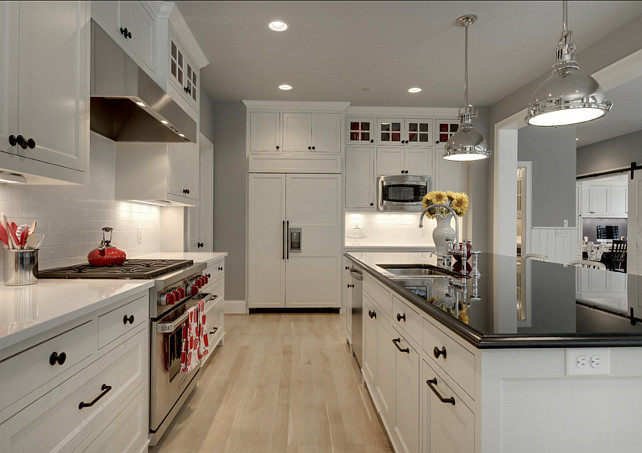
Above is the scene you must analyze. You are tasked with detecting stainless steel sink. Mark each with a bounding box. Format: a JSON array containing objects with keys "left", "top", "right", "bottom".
[{"left": 377, "top": 263, "right": 455, "bottom": 279}]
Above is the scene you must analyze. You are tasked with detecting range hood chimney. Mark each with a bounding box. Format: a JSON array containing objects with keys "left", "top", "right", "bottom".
[{"left": 90, "top": 21, "right": 197, "bottom": 143}]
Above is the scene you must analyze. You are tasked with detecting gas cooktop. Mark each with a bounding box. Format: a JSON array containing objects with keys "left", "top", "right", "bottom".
[{"left": 36, "top": 259, "right": 194, "bottom": 279}]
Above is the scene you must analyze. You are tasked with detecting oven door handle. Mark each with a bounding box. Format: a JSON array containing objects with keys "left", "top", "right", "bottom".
[{"left": 157, "top": 312, "right": 190, "bottom": 333}]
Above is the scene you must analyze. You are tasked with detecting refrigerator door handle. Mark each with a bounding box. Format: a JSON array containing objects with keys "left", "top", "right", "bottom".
[
  {"left": 282, "top": 220, "right": 286, "bottom": 260},
  {"left": 286, "top": 220, "right": 290, "bottom": 259}
]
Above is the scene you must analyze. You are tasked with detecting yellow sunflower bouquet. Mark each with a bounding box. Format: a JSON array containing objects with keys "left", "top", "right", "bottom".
[{"left": 422, "top": 190, "right": 469, "bottom": 218}]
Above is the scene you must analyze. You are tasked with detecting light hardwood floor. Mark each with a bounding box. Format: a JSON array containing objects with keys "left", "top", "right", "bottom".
[{"left": 151, "top": 313, "right": 393, "bottom": 453}]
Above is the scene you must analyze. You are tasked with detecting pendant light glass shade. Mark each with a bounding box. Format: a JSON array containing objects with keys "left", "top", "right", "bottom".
[
  {"left": 444, "top": 15, "right": 491, "bottom": 162},
  {"left": 525, "top": 1, "right": 612, "bottom": 126}
]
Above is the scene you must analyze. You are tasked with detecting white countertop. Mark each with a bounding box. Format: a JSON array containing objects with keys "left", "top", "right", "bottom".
[
  {"left": 0, "top": 279, "right": 154, "bottom": 352},
  {"left": 135, "top": 252, "right": 228, "bottom": 267}
]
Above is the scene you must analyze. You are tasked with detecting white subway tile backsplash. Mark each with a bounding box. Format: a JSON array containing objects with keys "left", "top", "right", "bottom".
[
  {"left": 0, "top": 135, "right": 161, "bottom": 275},
  {"left": 345, "top": 211, "right": 437, "bottom": 247}
]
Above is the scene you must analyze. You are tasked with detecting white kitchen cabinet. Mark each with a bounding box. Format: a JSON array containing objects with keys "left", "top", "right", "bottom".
[
  {"left": 393, "top": 331, "right": 420, "bottom": 453},
  {"left": 422, "top": 359, "right": 474, "bottom": 453},
  {"left": 589, "top": 185, "right": 609, "bottom": 216},
  {"left": 186, "top": 136, "right": 214, "bottom": 251},
  {"left": 250, "top": 111, "right": 282, "bottom": 152},
  {"left": 610, "top": 185, "right": 628, "bottom": 216},
  {"left": 91, "top": 1, "right": 156, "bottom": 77},
  {"left": 115, "top": 142, "right": 199, "bottom": 206},
  {"left": 201, "top": 258, "right": 225, "bottom": 366},
  {"left": 248, "top": 173, "right": 341, "bottom": 308},
  {"left": 168, "top": 30, "right": 199, "bottom": 114},
  {"left": 345, "top": 264, "right": 353, "bottom": 343},
  {"left": 376, "top": 312, "right": 395, "bottom": 428},
  {"left": 0, "top": 1, "right": 89, "bottom": 184},
  {"left": 377, "top": 118, "right": 432, "bottom": 146},
  {"left": 377, "top": 147, "right": 433, "bottom": 177},
  {"left": 434, "top": 119, "right": 460, "bottom": 147},
  {"left": 579, "top": 178, "right": 628, "bottom": 218},
  {"left": 362, "top": 295, "right": 378, "bottom": 389},
  {"left": 345, "top": 146, "right": 375, "bottom": 209},
  {"left": 282, "top": 113, "right": 342, "bottom": 153},
  {"left": 0, "top": 291, "right": 149, "bottom": 453},
  {"left": 347, "top": 118, "right": 375, "bottom": 145},
  {"left": 434, "top": 149, "right": 466, "bottom": 193}
]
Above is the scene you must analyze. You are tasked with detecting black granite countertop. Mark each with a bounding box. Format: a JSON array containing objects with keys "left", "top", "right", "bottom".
[{"left": 345, "top": 251, "right": 642, "bottom": 349}]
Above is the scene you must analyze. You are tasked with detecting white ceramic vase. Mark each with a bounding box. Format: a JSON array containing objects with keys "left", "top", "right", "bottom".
[{"left": 432, "top": 213, "right": 455, "bottom": 256}]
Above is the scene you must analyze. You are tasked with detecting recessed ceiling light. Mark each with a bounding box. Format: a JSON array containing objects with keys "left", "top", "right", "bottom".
[
  {"left": 135, "top": 101, "right": 146, "bottom": 107},
  {"left": 408, "top": 87, "right": 422, "bottom": 93},
  {"left": 576, "top": 138, "right": 579, "bottom": 141},
  {"left": 269, "top": 21, "right": 288, "bottom": 32},
  {"left": 361, "top": 87, "right": 371, "bottom": 92},
  {"left": 279, "top": 84, "right": 293, "bottom": 91}
]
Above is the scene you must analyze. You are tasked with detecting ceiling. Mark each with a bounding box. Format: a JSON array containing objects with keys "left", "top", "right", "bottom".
[{"left": 175, "top": 1, "right": 642, "bottom": 144}]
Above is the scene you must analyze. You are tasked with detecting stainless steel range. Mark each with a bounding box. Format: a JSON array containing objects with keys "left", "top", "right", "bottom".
[{"left": 37, "top": 258, "right": 215, "bottom": 446}]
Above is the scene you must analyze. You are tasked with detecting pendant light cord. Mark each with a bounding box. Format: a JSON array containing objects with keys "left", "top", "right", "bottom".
[
  {"left": 562, "top": 0, "right": 568, "bottom": 33},
  {"left": 464, "top": 22, "right": 469, "bottom": 110}
]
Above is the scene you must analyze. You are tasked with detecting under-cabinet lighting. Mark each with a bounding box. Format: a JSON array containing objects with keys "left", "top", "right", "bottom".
[
  {"left": 178, "top": 133, "right": 185, "bottom": 137},
  {"left": 0, "top": 172, "right": 27, "bottom": 184},
  {"left": 160, "top": 120, "right": 169, "bottom": 125},
  {"left": 129, "top": 200, "right": 172, "bottom": 207},
  {"left": 279, "top": 84, "right": 293, "bottom": 91},
  {"left": 135, "top": 101, "right": 146, "bottom": 107},
  {"left": 269, "top": 21, "right": 288, "bottom": 32}
]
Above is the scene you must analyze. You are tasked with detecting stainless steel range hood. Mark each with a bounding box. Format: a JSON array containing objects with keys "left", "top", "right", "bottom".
[{"left": 90, "top": 21, "right": 197, "bottom": 143}]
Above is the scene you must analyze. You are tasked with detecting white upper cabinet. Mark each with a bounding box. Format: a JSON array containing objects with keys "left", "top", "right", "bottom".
[
  {"left": 345, "top": 146, "right": 375, "bottom": 209},
  {"left": 377, "top": 147, "right": 433, "bottom": 177},
  {"left": 434, "top": 119, "right": 460, "bottom": 147},
  {"left": 283, "top": 113, "right": 341, "bottom": 153},
  {"left": 168, "top": 142, "right": 199, "bottom": 202},
  {"left": 0, "top": 1, "right": 89, "bottom": 184},
  {"left": 434, "top": 151, "right": 466, "bottom": 193},
  {"left": 579, "top": 177, "right": 628, "bottom": 218},
  {"left": 377, "top": 118, "right": 432, "bottom": 147},
  {"left": 168, "top": 31, "right": 199, "bottom": 113},
  {"left": 347, "top": 118, "right": 375, "bottom": 145},
  {"left": 91, "top": 1, "right": 156, "bottom": 77},
  {"left": 250, "top": 112, "right": 281, "bottom": 152}
]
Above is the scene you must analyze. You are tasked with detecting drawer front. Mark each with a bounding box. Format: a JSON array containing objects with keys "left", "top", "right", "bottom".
[
  {"left": 202, "top": 304, "right": 224, "bottom": 367},
  {"left": 205, "top": 260, "right": 225, "bottom": 283},
  {"left": 0, "top": 320, "right": 95, "bottom": 412},
  {"left": 205, "top": 275, "right": 225, "bottom": 302},
  {"left": 392, "top": 294, "right": 421, "bottom": 345},
  {"left": 0, "top": 328, "right": 147, "bottom": 453},
  {"left": 422, "top": 317, "right": 476, "bottom": 399},
  {"left": 98, "top": 295, "right": 148, "bottom": 349},
  {"left": 364, "top": 275, "right": 392, "bottom": 318},
  {"left": 75, "top": 386, "right": 148, "bottom": 453}
]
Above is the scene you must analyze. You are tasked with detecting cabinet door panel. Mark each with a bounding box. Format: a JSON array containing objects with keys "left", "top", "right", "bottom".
[
  {"left": 119, "top": 1, "right": 154, "bottom": 73},
  {"left": 377, "top": 119, "right": 403, "bottom": 145},
  {"left": 406, "top": 118, "right": 432, "bottom": 146},
  {"left": 589, "top": 186, "right": 608, "bottom": 215},
  {"left": 377, "top": 147, "right": 404, "bottom": 176},
  {"left": 362, "top": 296, "right": 377, "bottom": 388},
  {"left": 345, "top": 147, "right": 375, "bottom": 209},
  {"left": 394, "top": 334, "right": 420, "bottom": 453},
  {"left": 181, "top": 143, "right": 199, "bottom": 201},
  {"left": 18, "top": 1, "right": 88, "bottom": 171},
  {"left": 248, "top": 174, "right": 286, "bottom": 308},
  {"left": 610, "top": 186, "right": 627, "bottom": 217},
  {"left": 0, "top": 3, "right": 19, "bottom": 155},
  {"left": 250, "top": 112, "right": 280, "bottom": 152},
  {"left": 167, "top": 144, "right": 183, "bottom": 197},
  {"left": 405, "top": 148, "right": 433, "bottom": 177},
  {"left": 283, "top": 113, "right": 311, "bottom": 151},
  {"left": 375, "top": 318, "right": 394, "bottom": 426},
  {"left": 435, "top": 151, "right": 465, "bottom": 193},
  {"left": 312, "top": 113, "right": 341, "bottom": 152}
]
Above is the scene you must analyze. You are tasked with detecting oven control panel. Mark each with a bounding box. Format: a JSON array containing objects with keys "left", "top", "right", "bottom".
[{"left": 158, "top": 273, "right": 209, "bottom": 305}]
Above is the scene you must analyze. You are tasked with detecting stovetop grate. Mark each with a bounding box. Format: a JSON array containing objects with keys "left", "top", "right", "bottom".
[{"left": 36, "top": 259, "right": 194, "bottom": 279}]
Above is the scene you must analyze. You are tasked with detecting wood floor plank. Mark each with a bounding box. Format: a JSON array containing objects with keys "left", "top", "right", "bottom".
[{"left": 151, "top": 313, "right": 393, "bottom": 453}]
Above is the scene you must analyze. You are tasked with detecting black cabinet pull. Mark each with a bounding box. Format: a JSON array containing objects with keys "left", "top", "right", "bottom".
[
  {"left": 392, "top": 338, "right": 410, "bottom": 353},
  {"left": 210, "top": 326, "right": 218, "bottom": 335},
  {"left": 433, "top": 346, "right": 447, "bottom": 359},
  {"left": 8, "top": 135, "right": 17, "bottom": 146},
  {"left": 426, "top": 378, "right": 455, "bottom": 405},
  {"left": 345, "top": 266, "right": 349, "bottom": 270},
  {"left": 123, "top": 314, "right": 135, "bottom": 325},
  {"left": 120, "top": 27, "right": 132, "bottom": 39},
  {"left": 396, "top": 313, "right": 406, "bottom": 322},
  {"left": 49, "top": 351, "right": 67, "bottom": 366},
  {"left": 218, "top": 267, "right": 223, "bottom": 271},
  {"left": 79, "top": 384, "right": 112, "bottom": 409},
  {"left": 347, "top": 283, "right": 355, "bottom": 288},
  {"left": 182, "top": 188, "right": 190, "bottom": 194},
  {"left": 197, "top": 242, "right": 204, "bottom": 248},
  {"left": 206, "top": 273, "right": 211, "bottom": 278},
  {"left": 368, "top": 310, "right": 376, "bottom": 319}
]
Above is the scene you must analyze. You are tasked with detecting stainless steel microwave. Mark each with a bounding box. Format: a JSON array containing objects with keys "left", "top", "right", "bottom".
[{"left": 377, "top": 175, "right": 431, "bottom": 211}]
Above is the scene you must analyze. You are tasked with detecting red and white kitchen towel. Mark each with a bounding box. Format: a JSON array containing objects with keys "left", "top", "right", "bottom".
[{"left": 180, "top": 300, "right": 209, "bottom": 373}]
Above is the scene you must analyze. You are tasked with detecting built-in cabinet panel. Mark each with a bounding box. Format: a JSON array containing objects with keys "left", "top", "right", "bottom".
[
  {"left": 393, "top": 332, "right": 420, "bottom": 453},
  {"left": 283, "top": 113, "right": 341, "bottom": 153},
  {"left": 579, "top": 178, "right": 628, "bottom": 218},
  {"left": 0, "top": 1, "right": 89, "bottom": 184},
  {"left": 347, "top": 118, "right": 375, "bottom": 145},
  {"left": 346, "top": 146, "right": 375, "bottom": 209},
  {"left": 250, "top": 112, "right": 281, "bottom": 152},
  {"left": 434, "top": 151, "right": 465, "bottom": 193},
  {"left": 377, "top": 147, "right": 432, "bottom": 176}
]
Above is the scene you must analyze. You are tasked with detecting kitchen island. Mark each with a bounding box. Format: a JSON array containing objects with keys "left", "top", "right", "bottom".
[{"left": 346, "top": 251, "right": 642, "bottom": 453}]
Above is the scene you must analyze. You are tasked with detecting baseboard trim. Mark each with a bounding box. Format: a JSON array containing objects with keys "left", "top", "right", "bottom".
[{"left": 225, "top": 300, "right": 247, "bottom": 314}]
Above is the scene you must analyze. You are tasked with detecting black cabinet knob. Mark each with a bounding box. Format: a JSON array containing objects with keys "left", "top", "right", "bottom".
[
  {"left": 217, "top": 266, "right": 223, "bottom": 271},
  {"left": 26, "top": 138, "right": 35, "bottom": 149},
  {"left": 206, "top": 273, "right": 211, "bottom": 278},
  {"left": 8, "top": 135, "right": 17, "bottom": 146},
  {"left": 276, "top": 145, "right": 280, "bottom": 150},
  {"left": 49, "top": 351, "right": 67, "bottom": 366},
  {"left": 123, "top": 314, "right": 135, "bottom": 325},
  {"left": 436, "top": 140, "right": 440, "bottom": 144},
  {"left": 183, "top": 188, "right": 190, "bottom": 194},
  {"left": 347, "top": 284, "right": 355, "bottom": 288},
  {"left": 307, "top": 146, "right": 311, "bottom": 150},
  {"left": 197, "top": 242, "right": 204, "bottom": 248},
  {"left": 345, "top": 266, "right": 349, "bottom": 270},
  {"left": 397, "top": 313, "right": 406, "bottom": 322},
  {"left": 120, "top": 27, "right": 132, "bottom": 39},
  {"left": 433, "top": 346, "right": 447, "bottom": 359},
  {"left": 311, "top": 146, "right": 315, "bottom": 150},
  {"left": 370, "top": 202, "right": 374, "bottom": 206},
  {"left": 370, "top": 139, "right": 374, "bottom": 143}
]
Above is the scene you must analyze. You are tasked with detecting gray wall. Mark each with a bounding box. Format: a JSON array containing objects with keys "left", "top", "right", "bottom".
[
  {"left": 467, "top": 106, "right": 492, "bottom": 252},
  {"left": 212, "top": 101, "right": 247, "bottom": 301},
  {"left": 199, "top": 90, "right": 216, "bottom": 143},
  {"left": 518, "top": 126, "right": 577, "bottom": 227},
  {"left": 577, "top": 129, "right": 642, "bottom": 176}
]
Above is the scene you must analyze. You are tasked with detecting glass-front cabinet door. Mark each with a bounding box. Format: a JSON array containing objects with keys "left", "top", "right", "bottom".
[
  {"left": 377, "top": 119, "right": 403, "bottom": 145},
  {"left": 435, "top": 120, "right": 460, "bottom": 147},
  {"left": 405, "top": 119, "right": 432, "bottom": 146},
  {"left": 347, "top": 118, "right": 374, "bottom": 144}
]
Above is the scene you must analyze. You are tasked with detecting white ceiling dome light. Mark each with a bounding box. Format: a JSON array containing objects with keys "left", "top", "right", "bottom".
[
  {"left": 443, "top": 14, "right": 491, "bottom": 162},
  {"left": 526, "top": 1, "right": 612, "bottom": 127},
  {"left": 268, "top": 20, "right": 288, "bottom": 32}
]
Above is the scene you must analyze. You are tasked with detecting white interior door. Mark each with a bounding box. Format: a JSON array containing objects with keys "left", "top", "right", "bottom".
[
  {"left": 285, "top": 174, "right": 341, "bottom": 308},
  {"left": 628, "top": 171, "right": 642, "bottom": 275},
  {"left": 248, "top": 174, "right": 286, "bottom": 307}
]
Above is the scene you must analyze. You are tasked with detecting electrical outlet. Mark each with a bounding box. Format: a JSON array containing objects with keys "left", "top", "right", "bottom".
[
  {"left": 566, "top": 348, "right": 610, "bottom": 376},
  {"left": 563, "top": 219, "right": 568, "bottom": 227}
]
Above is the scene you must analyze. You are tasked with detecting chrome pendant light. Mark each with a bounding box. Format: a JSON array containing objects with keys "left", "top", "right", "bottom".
[
  {"left": 444, "top": 15, "right": 491, "bottom": 162},
  {"left": 525, "top": 1, "right": 612, "bottom": 126}
]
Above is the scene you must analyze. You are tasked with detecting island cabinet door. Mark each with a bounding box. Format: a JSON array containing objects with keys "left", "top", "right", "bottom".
[
  {"left": 421, "top": 359, "right": 474, "bottom": 453},
  {"left": 362, "top": 295, "right": 377, "bottom": 389},
  {"left": 393, "top": 331, "right": 420, "bottom": 453}
]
